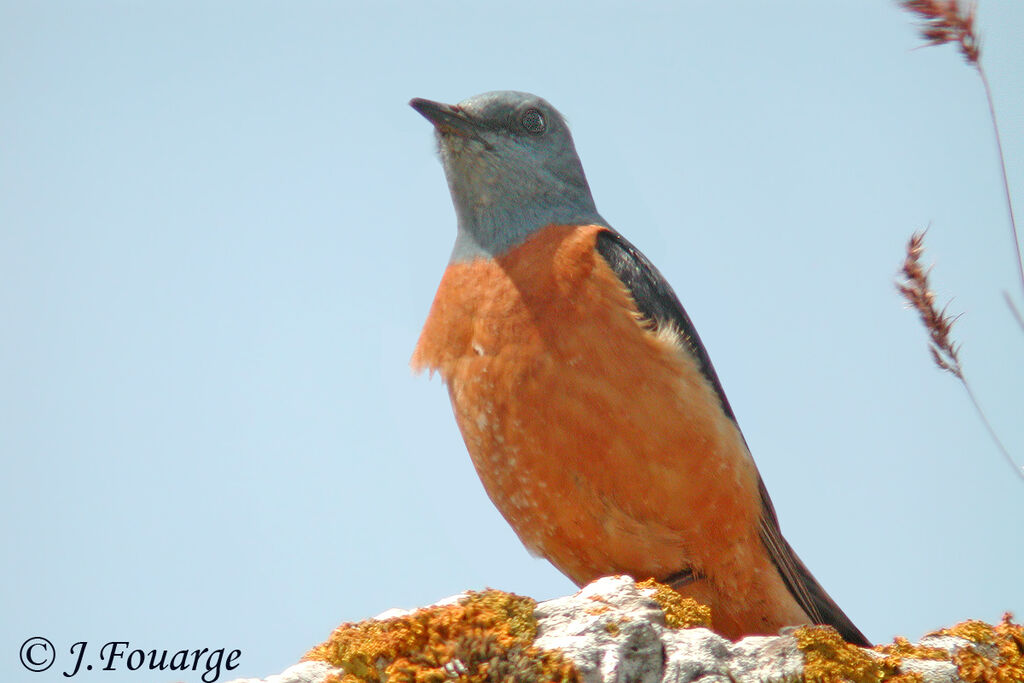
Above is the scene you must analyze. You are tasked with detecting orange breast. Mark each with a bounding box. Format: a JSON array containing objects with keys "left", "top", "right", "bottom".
[{"left": 412, "top": 223, "right": 804, "bottom": 637}]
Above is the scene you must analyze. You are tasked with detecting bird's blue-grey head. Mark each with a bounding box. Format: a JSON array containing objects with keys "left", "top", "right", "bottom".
[{"left": 410, "top": 91, "right": 607, "bottom": 262}]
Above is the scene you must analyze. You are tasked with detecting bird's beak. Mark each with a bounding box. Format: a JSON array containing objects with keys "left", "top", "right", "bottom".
[{"left": 409, "top": 98, "right": 482, "bottom": 139}]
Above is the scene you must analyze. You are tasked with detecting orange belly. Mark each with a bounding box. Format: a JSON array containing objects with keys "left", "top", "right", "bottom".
[{"left": 412, "top": 223, "right": 808, "bottom": 638}]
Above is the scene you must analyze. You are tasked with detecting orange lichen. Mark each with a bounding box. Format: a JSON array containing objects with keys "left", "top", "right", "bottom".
[
  {"left": 304, "top": 583, "right": 1019, "bottom": 683},
  {"left": 305, "top": 589, "right": 578, "bottom": 683},
  {"left": 874, "top": 636, "right": 950, "bottom": 663},
  {"left": 795, "top": 625, "right": 921, "bottom": 683},
  {"left": 794, "top": 615, "right": 1024, "bottom": 682},
  {"left": 939, "top": 613, "right": 1024, "bottom": 683},
  {"left": 938, "top": 619, "right": 997, "bottom": 644},
  {"left": 636, "top": 579, "right": 713, "bottom": 630}
]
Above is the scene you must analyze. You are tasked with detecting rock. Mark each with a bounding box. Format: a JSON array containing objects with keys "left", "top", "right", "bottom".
[
  {"left": 226, "top": 575, "right": 1022, "bottom": 683},
  {"left": 535, "top": 576, "right": 802, "bottom": 683},
  {"left": 226, "top": 660, "right": 339, "bottom": 683}
]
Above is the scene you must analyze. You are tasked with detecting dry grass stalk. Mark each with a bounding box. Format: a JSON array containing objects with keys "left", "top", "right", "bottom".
[
  {"left": 896, "top": 2, "right": 1023, "bottom": 480},
  {"left": 897, "top": 231, "right": 964, "bottom": 379},
  {"left": 1005, "top": 291, "right": 1024, "bottom": 333},
  {"left": 898, "top": 0, "right": 1024, "bottom": 300},
  {"left": 897, "top": 232, "right": 1023, "bottom": 479},
  {"left": 898, "top": 0, "right": 980, "bottom": 64}
]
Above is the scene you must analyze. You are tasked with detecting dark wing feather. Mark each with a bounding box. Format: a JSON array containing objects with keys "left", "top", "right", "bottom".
[
  {"left": 594, "top": 229, "right": 737, "bottom": 421},
  {"left": 594, "top": 228, "right": 870, "bottom": 647},
  {"left": 755, "top": 479, "right": 870, "bottom": 646}
]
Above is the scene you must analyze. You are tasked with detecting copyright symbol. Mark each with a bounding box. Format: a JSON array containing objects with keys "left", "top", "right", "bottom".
[{"left": 20, "top": 637, "right": 55, "bottom": 672}]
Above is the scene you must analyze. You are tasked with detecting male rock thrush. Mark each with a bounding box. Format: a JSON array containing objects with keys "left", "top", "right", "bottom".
[{"left": 409, "top": 90, "right": 869, "bottom": 646}]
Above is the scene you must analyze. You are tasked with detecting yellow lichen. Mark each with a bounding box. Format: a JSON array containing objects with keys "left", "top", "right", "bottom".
[
  {"left": 794, "top": 625, "right": 922, "bottom": 683},
  {"left": 305, "top": 589, "right": 578, "bottom": 683},
  {"left": 304, "top": 584, "right": 1021, "bottom": 683},
  {"left": 874, "top": 636, "right": 950, "bottom": 663},
  {"left": 635, "top": 579, "right": 713, "bottom": 629},
  {"left": 938, "top": 619, "right": 997, "bottom": 645},
  {"left": 940, "top": 613, "right": 1024, "bottom": 683}
]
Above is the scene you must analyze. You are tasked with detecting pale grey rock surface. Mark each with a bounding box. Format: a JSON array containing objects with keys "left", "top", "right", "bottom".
[
  {"left": 227, "top": 660, "right": 340, "bottom": 683},
  {"left": 226, "top": 575, "right": 974, "bottom": 683},
  {"left": 536, "top": 576, "right": 805, "bottom": 683}
]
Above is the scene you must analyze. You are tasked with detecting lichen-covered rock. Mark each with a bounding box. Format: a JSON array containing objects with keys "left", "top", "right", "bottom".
[
  {"left": 226, "top": 576, "right": 1021, "bottom": 683},
  {"left": 302, "top": 586, "right": 575, "bottom": 683},
  {"left": 534, "top": 576, "right": 801, "bottom": 683}
]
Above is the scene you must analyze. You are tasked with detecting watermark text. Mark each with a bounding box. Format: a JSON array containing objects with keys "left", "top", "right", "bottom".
[{"left": 19, "top": 637, "right": 241, "bottom": 682}]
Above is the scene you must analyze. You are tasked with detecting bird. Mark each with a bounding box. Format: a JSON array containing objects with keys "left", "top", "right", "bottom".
[{"left": 408, "top": 90, "right": 869, "bottom": 646}]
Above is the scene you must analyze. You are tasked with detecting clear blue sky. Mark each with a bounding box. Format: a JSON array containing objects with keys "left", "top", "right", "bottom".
[{"left": 3, "top": 2, "right": 1022, "bottom": 682}]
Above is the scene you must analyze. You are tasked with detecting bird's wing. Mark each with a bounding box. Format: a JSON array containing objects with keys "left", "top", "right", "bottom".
[
  {"left": 594, "top": 228, "right": 738, "bottom": 422},
  {"left": 754, "top": 478, "right": 870, "bottom": 646},
  {"left": 594, "top": 228, "right": 870, "bottom": 647}
]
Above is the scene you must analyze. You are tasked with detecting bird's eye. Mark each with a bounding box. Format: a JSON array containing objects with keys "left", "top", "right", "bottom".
[{"left": 520, "top": 109, "right": 546, "bottom": 134}]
